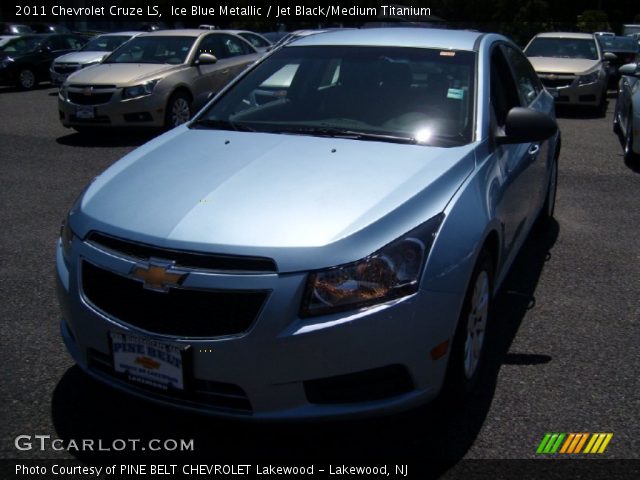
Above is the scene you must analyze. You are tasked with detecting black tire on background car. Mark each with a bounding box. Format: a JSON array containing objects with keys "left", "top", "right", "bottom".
[
  {"left": 442, "top": 249, "right": 494, "bottom": 398},
  {"left": 17, "top": 68, "right": 37, "bottom": 90},
  {"left": 165, "top": 91, "right": 192, "bottom": 129}
]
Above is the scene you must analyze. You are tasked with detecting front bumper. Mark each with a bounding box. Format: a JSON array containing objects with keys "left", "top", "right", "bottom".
[
  {"left": 541, "top": 76, "right": 606, "bottom": 106},
  {"left": 56, "top": 236, "right": 460, "bottom": 419},
  {"left": 58, "top": 87, "right": 168, "bottom": 128}
]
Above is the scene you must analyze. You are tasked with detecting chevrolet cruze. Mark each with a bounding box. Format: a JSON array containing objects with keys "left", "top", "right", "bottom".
[{"left": 56, "top": 29, "right": 560, "bottom": 419}]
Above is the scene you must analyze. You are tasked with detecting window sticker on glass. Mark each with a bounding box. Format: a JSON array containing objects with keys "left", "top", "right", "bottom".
[
  {"left": 447, "top": 88, "right": 465, "bottom": 99},
  {"left": 440, "top": 51, "right": 456, "bottom": 57}
]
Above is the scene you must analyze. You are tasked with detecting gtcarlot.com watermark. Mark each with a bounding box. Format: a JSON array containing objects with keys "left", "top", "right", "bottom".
[{"left": 14, "top": 435, "right": 194, "bottom": 452}]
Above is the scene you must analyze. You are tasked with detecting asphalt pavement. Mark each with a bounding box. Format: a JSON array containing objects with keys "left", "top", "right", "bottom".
[{"left": 0, "top": 86, "right": 638, "bottom": 473}]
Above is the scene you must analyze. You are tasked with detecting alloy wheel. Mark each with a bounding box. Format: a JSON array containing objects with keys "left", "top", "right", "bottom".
[
  {"left": 19, "top": 70, "right": 35, "bottom": 89},
  {"left": 171, "top": 98, "right": 191, "bottom": 126},
  {"left": 464, "top": 270, "right": 490, "bottom": 379}
]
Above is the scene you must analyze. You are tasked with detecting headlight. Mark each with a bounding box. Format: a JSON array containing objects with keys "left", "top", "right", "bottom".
[
  {"left": 59, "top": 213, "right": 76, "bottom": 265},
  {"left": 122, "top": 80, "right": 159, "bottom": 99},
  {"left": 300, "top": 214, "right": 444, "bottom": 318},
  {"left": 577, "top": 70, "right": 600, "bottom": 85}
]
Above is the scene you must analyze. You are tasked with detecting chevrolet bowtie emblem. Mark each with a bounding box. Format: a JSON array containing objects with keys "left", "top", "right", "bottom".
[
  {"left": 82, "top": 86, "right": 93, "bottom": 96},
  {"left": 130, "top": 259, "right": 186, "bottom": 292}
]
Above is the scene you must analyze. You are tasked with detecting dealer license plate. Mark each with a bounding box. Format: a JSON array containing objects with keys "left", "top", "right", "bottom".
[
  {"left": 110, "top": 332, "right": 185, "bottom": 391},
  {"left": 76, "top": 106, "right": 95, "bottom": 119}
]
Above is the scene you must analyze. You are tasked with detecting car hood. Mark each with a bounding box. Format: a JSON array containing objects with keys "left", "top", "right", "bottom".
[
  {"left": 528, "top": 57, "right": 601, "bottom": 74},
  {"left": 66, "top": 62, "right": 182, "bottom": 86},
  {"left": 54, "top": 51, "right": 108, "bottom": 64},
  {"left": 74, "top": 128, "right": 475, "bottom": 272}
]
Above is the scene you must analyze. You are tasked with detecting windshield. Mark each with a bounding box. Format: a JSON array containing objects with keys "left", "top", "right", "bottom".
[
  {"left": 0, "top": 36, "right": 42, "bottom": 55},
  {"left": 82, "top": 35, "right": 132, "bottom": 52},
  {"left": 239, "top": 32, "right": 270, "bottom": 48},
  {"left": 195, "top": 45, "right": 476, "bottom": 147},
  {"left": 525, "top": 37, "right": 599, "bottom": 60},
  {"left": 598, "top": 36, "right": 638, "bottom": 52},
  {"left": 104, "top": 36, "right": 194, "bottom": 64}
]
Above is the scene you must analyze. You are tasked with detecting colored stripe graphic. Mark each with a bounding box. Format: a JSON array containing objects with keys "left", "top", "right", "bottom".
[{"left": 537, "top": 433, "right": 613, "bottom": 454}]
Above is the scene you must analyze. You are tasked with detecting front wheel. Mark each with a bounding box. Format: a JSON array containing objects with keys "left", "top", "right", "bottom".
[
  {"left": 536, "top": 149, "right": 559, "bottom": 229},
  {"left": 17, "top": 69, "right": 37, "bottom": 90},
  {"left": 624, "top": 114, "right": 639, "bottom": 163},
  {"left": 165, "top": 92, "right": 192, "bottom": 129},
  {"left": 442, "top": 250, "right": 494, "bottom": 397}
]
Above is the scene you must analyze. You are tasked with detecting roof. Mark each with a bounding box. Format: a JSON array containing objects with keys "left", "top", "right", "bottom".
[
  {"left": 99, "top": 31, "right": 142, "bottom": 37},
  {"left": 288, "top": 28, "right": 484, "bottom": 51},
  {"left": 140, "top": 29, "right": 249, "bottom": 38},
  {"left": 534, "top": 32, "right": 595, "bottom": 40}
]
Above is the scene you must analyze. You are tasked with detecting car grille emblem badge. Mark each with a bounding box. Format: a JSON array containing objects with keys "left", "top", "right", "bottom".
[
  {"left": 82, "top": 86, "right": 93, "bottom": 96},
  {"left": 130, "top": 259, "right": 186, "bottom": 293}
]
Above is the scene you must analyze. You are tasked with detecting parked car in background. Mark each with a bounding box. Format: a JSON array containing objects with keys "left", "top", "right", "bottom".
[
  {"left": 261, "top": 31, "right": 288, "bottom": 44},
  {"left": 0, "top": 23, "right": 33, "bottom": 35},
  {"left": 597, "top": 35, "right": 640, "bottom": 87},
  {"left": 594, "top": 31, "right": 614, "bottom": 37},
  {"left": 524, "top": 32, "right": 612, "bottom": 114},
  {"left": 50, "top": 32, "right": 140, "bottom": 86},
  {"left": 228, "top": 30, "right": 272, "bottom": 52},
  {"left": 613, "top": 61, "right": 640, "bottom": 162},
  {"left": 0, "top": 34, "right": 87, "bottom": 89},
  {"left": 58, "top": 29, "right": 259, "bottom": 131},
  {"left": 56, "top": 28, "right": 560, "bottom": 419}
]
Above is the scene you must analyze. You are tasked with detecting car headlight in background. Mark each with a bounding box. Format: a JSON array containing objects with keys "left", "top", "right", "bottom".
[
  {"left": 122, "top": 80, "right": 159, "bottom": 99},
  {"left": 300, "top": 214, "right": 444, "bottom": 317},
  {"left": 577, "top": 70, "right": 600, "bottom": 85}
]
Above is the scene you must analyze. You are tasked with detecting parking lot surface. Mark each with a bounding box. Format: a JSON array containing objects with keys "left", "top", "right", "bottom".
[{"left": 1, "top": 86, "right": 638, "bottom": 467}]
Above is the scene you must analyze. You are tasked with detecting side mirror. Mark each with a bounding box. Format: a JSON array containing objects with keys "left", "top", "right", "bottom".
[
  {"left": 497, "top": 107, "right": 558, "bottom": 145},
  {"left": 604, "top": 52, "right": 618, "bottom": 61},
  {"left": 195, "top": 53, "right": 217, "bottom": 65},
  {"left": 618, "top": 63, "right": 639, "bottom": 77}
]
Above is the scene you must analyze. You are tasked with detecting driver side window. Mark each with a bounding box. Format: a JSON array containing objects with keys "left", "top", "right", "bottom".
[{"left": 490, "top": 47, "right": 522, "bottom": 129}]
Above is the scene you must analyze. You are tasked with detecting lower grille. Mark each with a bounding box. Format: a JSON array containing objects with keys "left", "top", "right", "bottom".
[
  {"left": 54, "top": 64, "right": 80, "bottom": 74},
  {"left": 540, "top": 77, "right": 575, "bottom": 89},
  {"left": 68, "top": 92, "right": 113, "bottom": 105},
  {"left": 82, "top": 261, "right": 268, "bottom": 338},
  {"left": 87, "top": 348, "right": 252, "bottom": 413},
  {"left": 304, "top": 365, "right": 413, "bottom": 404}
]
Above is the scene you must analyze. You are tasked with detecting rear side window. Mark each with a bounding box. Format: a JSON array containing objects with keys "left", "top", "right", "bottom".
[{"left": 501, "top": 45, "right": 542, "bottom": 105}]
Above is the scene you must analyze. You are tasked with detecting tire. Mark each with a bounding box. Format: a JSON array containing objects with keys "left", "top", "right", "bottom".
[
  {"left": 165, "top": 91, "right": 192, "bottom": 129},
  {"left": 442, "top": 250, "right": 494, "bottom": 398},
  {"left": 595, "top": 92, "right": 607, "bottom": 117},
  {"left": 17, "top": 68, "right": 37, "bottom": 90},
  {"left": 536, "top": 148, "right": 559, "bottom": 229},
  {"left": 624, "top": 113, "right": 639, "bottom": 163}
]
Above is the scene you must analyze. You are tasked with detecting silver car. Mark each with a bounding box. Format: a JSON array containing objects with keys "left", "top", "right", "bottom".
[
  {"left": 613, "top": 59, "right": 640, "bottom": 161},
  {"left": 50, "top": 31, "right": 141, "bottom": 86},
  {"left": 56, "top": 28, "right": 560, "bottom": 419},
  {"left": 58, "top": 29, "right": 260, "bottom": 131},
  {"left": 524, "top": 32, "right": 612, "bottom": 114}
]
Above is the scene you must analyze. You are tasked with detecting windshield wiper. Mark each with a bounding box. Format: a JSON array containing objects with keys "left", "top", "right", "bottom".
[
  {"left": 190, "top": 118, "right": 255, "bottom": 132},
  {"left": 269, "top": 126, "right": 417, "bottom": 144}
]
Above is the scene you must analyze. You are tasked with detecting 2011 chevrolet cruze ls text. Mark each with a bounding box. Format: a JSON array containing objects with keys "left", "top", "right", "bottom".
[{"left": 56, "top": 29, "right": 560, "bottom": 419}]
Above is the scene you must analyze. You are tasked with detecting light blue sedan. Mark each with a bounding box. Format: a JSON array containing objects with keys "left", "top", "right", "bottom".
[
  {"left": 56, "top": 28, "right": 560, "bottom": 419},
  {"left": 613, "top": 60, "right": 640, "bottom": 162}
]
